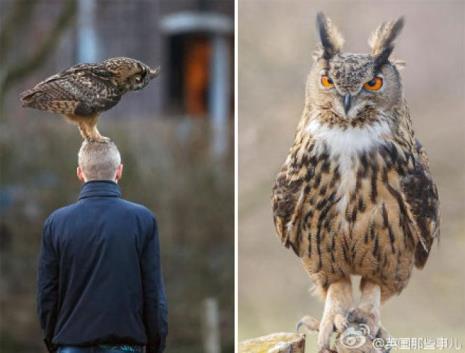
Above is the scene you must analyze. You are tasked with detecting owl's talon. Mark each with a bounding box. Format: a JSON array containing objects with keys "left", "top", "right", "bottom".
[
  {"left": 85, "top": 136, "right": 111, "bottom": 144},
  {"left": 334, "top": 312, "right": 349, "bottom": 333},
  {"left": 318, "top": 310, "right": 350, "bottom": 352},
  {"left": 98, "top": 137, "right": 112, "bottom": 143},
  {"left": 296, "top": 315, "right": 320, "bottom": 333}
]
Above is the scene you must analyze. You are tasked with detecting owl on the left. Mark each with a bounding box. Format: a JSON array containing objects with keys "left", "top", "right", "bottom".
[{"left": 20, "top": 57, "right": 160, "bottom": 142}]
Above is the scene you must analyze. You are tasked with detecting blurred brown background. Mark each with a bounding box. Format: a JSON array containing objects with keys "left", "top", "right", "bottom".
[
  {"left": 238, "top": 1, "right": 465, "bottom": 351},
  {"left": 0, "top": 1, "right": 234, "bottom": 352}
]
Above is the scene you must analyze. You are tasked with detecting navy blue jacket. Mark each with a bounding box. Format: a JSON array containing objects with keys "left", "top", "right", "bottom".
[{"left": 37, "top": 181, "right": 168, "bottom": 353}]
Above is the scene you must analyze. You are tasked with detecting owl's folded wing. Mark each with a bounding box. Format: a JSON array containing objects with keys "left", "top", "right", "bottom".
[
  {"left": 20, "top": 69, "right": 121, "bottom": 116},
  {"left": 401, "top": 139, "right": 440, "bottom": 269},
  {"left": 272, "top": 164, "right": 309, "bottom": 257},
  {"left": 20, "top": 78, "right": 82, "bottom": 114}
]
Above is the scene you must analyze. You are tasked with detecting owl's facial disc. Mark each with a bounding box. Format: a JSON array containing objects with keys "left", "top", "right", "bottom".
[
  {"left": 130, "top": 65, "right": 160, "bottom": 91},
  {"left": 317, "top": 54, "right": 387, "bottom": 119},
  {"left": 332, "top": 89, "right": 377, "bottom": 120},
  {"left": 311, "top": 14, "right": 404, "bottom": 121},
  {"left": 129, "top": 74, "right": 146, "bottom": 90},
  {"left": 335, "top": 92, "right": 361, "bottom": 119}
]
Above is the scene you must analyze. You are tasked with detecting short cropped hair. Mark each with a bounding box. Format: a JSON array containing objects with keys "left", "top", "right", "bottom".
[{"left": 78, "top": 141, "right": 121, "bottom": 181}]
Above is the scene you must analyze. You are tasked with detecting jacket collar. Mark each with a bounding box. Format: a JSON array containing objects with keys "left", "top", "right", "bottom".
[{"left": 79, "top": 180, "right": 122, "bottom": 200}]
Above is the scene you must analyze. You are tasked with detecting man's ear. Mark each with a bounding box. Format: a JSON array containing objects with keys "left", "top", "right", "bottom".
[
  {"left": 115, "top": 164, "right": 124, "bottom": 183},
  {"left": 77, "top": 166, "right": 86, "bottom": 183}
]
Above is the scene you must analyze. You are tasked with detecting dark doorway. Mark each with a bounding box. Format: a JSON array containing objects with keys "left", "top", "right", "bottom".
[{"left": 166, "top": 33, "right": 212, "bottom": 117}]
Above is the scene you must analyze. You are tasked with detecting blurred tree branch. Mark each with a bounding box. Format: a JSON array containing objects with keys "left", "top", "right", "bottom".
[{"left": 0, "top": 0, "right": 77, "bottom": 116}]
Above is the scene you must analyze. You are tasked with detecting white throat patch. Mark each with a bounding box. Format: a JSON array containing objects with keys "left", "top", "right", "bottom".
[
  {"left": 306, "top": 119, "right": 391, "bottom": 158},
  {"left": 306, "top": 118, "right": 392, "bottom": 221}
]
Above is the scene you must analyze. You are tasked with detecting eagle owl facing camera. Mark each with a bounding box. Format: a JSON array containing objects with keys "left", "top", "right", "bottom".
[
  {"left": 20, "top": 57, "right": 160, "bottom": 143},
  {"left": 272, "top": 13, "right": 439, "bottom": 352}
]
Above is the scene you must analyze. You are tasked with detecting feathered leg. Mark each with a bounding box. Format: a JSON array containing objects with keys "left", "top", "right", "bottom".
[
  {"left": 66, "top": 114, "right": 110, "bottom": 143},
  {"left": 78, "top": 121, "right": 110, "bottom": 143},
  {"left": 317, "top": 279, "right": 353, "bottom": 353},
  {"left": 358, "top": 279, "right": 386, "bottom": 338}
]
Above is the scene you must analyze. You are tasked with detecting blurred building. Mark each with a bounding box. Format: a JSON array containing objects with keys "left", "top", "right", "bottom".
[{"left": 76, "top": 0, "right": 233, "bottom": 119}]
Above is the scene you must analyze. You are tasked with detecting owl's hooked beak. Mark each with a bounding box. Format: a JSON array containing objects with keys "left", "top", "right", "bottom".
[
  {"left": 343, "top": 94, "right": 352, "bottom": 115},
  {"left": 149, "top": 66, "right": 161, "bottom": 79}
]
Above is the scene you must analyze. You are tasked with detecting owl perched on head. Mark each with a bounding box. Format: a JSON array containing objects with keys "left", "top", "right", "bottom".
[
  {"left": 20, "top": 57, "right": 160, "bottom": 143},
  {"left": 272, "top": 13, "right": 439, "bottom": 352}
]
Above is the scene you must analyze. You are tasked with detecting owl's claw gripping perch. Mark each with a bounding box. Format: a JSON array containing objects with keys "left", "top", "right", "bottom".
[
  {"left": 334, "top": 312, "right": 350, "bottom": 333},
  {"left": 318, "top": 309, "right": 351, "bottom": 351},
  {"left": 316, "top": 280, "right": 353, "bottom": 351},
  {"left": 296, "top": 315, "right": 320, "bottom": 333},
  {"left": 297, "top": 310, "right": 391, "bottom": 352},
  {"left": 296, "top": 314, "right": 343, "bottom": 353},
  {"left": 86, "top": 136, "right": 112, "bottom": 144},
  {"left": 92, "top": 136, "right": 112, "bottom": 144}
]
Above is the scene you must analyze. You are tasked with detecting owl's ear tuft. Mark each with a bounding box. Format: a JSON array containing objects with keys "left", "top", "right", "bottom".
[
  {"left": 315, "top": 12, "right": 344, "bottom": 60},
  {"left": 369, "top": 17, "right": 404, "bottom": 69},
  {"left": 149, "top": 66, "right": 161, "bottom": 79}
]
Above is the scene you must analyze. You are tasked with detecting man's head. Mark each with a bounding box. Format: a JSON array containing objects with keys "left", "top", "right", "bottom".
[{"left": 77, "top": 141, "right": 123, "bottom": 183}]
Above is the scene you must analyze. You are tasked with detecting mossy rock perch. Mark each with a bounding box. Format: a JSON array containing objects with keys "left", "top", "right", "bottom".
[{"left": 239, "top": 332, "right": 305, "bottom": 353}]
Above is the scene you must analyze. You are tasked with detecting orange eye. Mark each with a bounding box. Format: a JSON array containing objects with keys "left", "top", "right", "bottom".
[
  {"left": 321, "top": 75, "right": 334, "bottom": 88},
  {"left": 363, "top": 77, "right": 383, "bottom": 91}
]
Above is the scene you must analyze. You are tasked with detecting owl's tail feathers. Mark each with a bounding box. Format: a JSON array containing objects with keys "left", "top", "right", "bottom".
[
  {"left": 19, "top": 89, "right": 49, "bottom": 110},
  {"left": 19, "top": 89, "right": 44, "bottom": 108}
]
